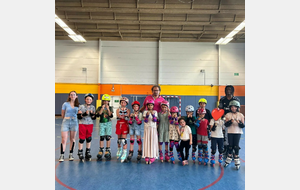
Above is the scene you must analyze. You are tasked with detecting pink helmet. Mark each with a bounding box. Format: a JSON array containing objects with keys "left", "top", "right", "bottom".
[
  {"left": 170, "top": 106, "right": 179, "bottom": 113},
  {"left": 146, "top": 99, "right": 155, "bottom": 105},
  {"left": 160, "top": 100, "right": 169, "bottom": 108},
  {"left": 120, "top": 97, "right": 129, "bottom": 105}
]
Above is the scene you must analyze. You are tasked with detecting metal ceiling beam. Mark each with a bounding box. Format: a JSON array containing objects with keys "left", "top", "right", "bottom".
[
  {"left": 67, "top": 19, "right": 239, "bottom": 26},
  {"left": 56, "top": 7, "right": 244, "bottom": 15},
  {"left": 55, "top": 28, "right": 244, "bottom": 35}
]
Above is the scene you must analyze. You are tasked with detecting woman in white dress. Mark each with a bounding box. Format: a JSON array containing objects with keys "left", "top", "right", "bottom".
[{"left": 142, "top": 99, "right": 159, "bottom": 164}]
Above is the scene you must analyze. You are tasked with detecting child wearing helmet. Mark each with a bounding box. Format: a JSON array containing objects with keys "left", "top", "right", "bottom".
[
  {"left": 183, "top": 105, "right": 198, "bottom": 163},
  {"left": 168, "top": 106, "right": 182, "bottom": 164},
  {"left": 142, "top": 99, "right": 159, "bottom": 164},
  {"left": 223, "top": 100, "right": 245, "bottom": 170},
  {"left": 195, "top": 108, "right": 210, "bottom": 165},
  {"left": 116, "top": 97, "right": 131, "bottom": 163},
  {"left": 95, "top": 94, "right": 114, "bottom": 161},
  {"left": 59, "top": 91, "right": 80, "bottom": 162},
  {"left": 77, "top": 93, "right": 96, "bottom": 161},
  {"left": 157, "top": 100, "right": 170, "bottom": 162},
  {"left": 209, "top": 112, "right": 225, "bottom": 166},
  {"left": 127, "top": 100, "right": 143, "bottom": 162}
]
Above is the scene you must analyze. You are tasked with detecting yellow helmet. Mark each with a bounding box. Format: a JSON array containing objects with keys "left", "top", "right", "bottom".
[
  {"left": 101, "top": 94, "right": 111, "bottom": 101},
  {"left": 198, "top": 98, "right": 207, "bottom": 104}
]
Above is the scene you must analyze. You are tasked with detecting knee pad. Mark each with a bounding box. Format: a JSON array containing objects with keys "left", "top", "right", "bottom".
[
  {"left": 100, "top": 136, "right": 105, "bottom": 141},
  {"left": 233, "top": 146, "right": 240, "bottom": 154},
  {"left": 218, "top": 148, "right": 223, "bottom": 154},
  {"left": 121, "top": 138, "right": 127, "bottom": 145},
  {"left": 202, "top": 144, "right": 208, "bottom": 152},
  {"left": 79, "top": 139, "right": 85, "bottom": 144},
  {"left": 159, "top": 142, "right": 163, "bottom": 145},
  {"left": 169, "top": 141, "right": 174, "bottom": 148},
  {"left": 117, "top": 138, "right": 122, "bottom": 145},
  {"left": 211, "top": 149, "right": 216, "bottom": 155},
  {"left": 198, "top": 144, "right": 203, "bottom": 150},
  {"left": 137, "top": 139, "right": 142, "bottom": 145},
  {"left": 105, "top": 135, "right": 111, "bottom": 141},
  {"left": 130, "top": 138, "right": 135, "bottom": 145},
  {"left": 165, "top": 142, "right": 168, "bottom": 146},
  {"left": 86, "top": 137, "right": 92, "bottom": 143},
  {"left": 174, "top": 141, "right": 179, "bottom": 149},
  {"left": 192, "top": 145, "right": 197, "bottom": 152}
]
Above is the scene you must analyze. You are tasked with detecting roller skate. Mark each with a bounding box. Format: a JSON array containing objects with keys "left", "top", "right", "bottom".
[
  {"left": 210, "top": 154, "right": 215, "bottom": 167},
  {"left": 127, "top": 150, "right": 134, "bottom": 162},
  {"left": 58, "top": 154, "right": 64, "bottom": 162},
  {"left": 149, "top": 157, "right": 155, "bottom": 164},
  {"left": 104, "top": 147, "right": 112, "bottom": 161},
  {"left": 159, "top": 150, "right": 164, "bottom": 163},
  {"left": 182, "top": 160, "right": 189, "bottom": 166},
  {"left": 203, "top": 152, "right": 209, "bottom": 166},
  {"left": 69, "top": 153, "right": 74, "bottom": 161},
  {"left": 224, "top": 154, "right": 232, "bottom": 167},
  {"left": 234, "top": 156, "right": 240, "bottom": 170},
  {"left": 164, "top": 150, "right": 170, "bottom": 162},
  {"left": 137, "top": 150, "right": 142, "bottom": 163},
  {"left": 198, "top": 150, "right": 203, "bottom": 165},
  {"left": 97, "top": 147, "right": 104, "bottom": 161},
  {"left": 77, "top": 149, "right": 84, "bottom": 162},
  {"left": 120, "top": 149, "right": 127, "bottom": 163},
  {"left": 192, "top": 152, "right": 196, "bottom": 164},
  {"left": 116, "top": 147, "right": 122, "bottom": 160},
  {"left": 177, "top": 152, "right": 182, "bottom": 162},
  {"left": 170, "top": 151, "right": 175, "bottom": 164},
  {"left": 218, "top": 154, "right": 223, "bottom": 165},
  {"left": 145, "top": 157, "right": 149, "bottom": 164},
  {"left": 85, "top": 148, "right": 92, "bottom": 161}
]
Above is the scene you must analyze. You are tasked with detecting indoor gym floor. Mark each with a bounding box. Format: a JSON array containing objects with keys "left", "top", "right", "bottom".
[{"left": 55, "top": 118, "right": 245, "bottom": 190}]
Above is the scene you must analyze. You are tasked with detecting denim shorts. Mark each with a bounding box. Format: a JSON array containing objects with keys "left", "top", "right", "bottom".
[
  {"left": 129, "top": 125, "right": 141, "bottom": 136},
  {"left": 61, "top": 118, "right": 79, "bottom": 132}
]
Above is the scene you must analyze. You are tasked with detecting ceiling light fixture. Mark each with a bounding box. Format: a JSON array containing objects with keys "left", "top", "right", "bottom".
[
  {"left": 215, "top": 20, "right": 245, "bottom": 45},
  {"left": 55, "top": 14, "right": 86, "bottom": 42}
]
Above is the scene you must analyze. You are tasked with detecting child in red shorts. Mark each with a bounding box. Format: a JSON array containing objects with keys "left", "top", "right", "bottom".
[
  {"left": 76, "top": 93, "right": 96, "bottom": 161},
  {"left": 116, "top": 97, "right": 130, "bottom": 163}
]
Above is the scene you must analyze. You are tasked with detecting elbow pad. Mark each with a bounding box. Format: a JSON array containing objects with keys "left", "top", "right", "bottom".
[
  {"left": 82, "top": 112, "right": 88, "bottom": 116},
  {"left": 238, "top": 122, "right": 245, "bottom": 128},
  {"left": 224, "top": 120, "right": 232, "bottom": 127},
  {"left": 211, "top": 125, "right": 216, "bottom": 131},
  {"left": 144, "top": 118, "right": 148, "bottom": 123},
  {"left": 77, "top": 114, "right": 83, "bottom": 119}
]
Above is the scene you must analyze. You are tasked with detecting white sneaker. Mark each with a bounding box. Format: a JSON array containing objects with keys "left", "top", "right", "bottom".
[
  {"left": 69, "top": 153, "right": 74, "bottom": 161},
  {"left": 59, "top": 154, "right": 64, "bottom": 162}
]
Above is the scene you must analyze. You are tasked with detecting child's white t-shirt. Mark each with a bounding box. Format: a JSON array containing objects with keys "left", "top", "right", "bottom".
[
  {"left": 209, "top": 119, "right": 225, "bottom": 138},
  {"left": 180, "top": 125, "right": 192, "bottom": 140}
]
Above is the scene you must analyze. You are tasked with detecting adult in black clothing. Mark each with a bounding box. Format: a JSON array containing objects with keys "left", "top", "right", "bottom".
[{"left": 218, "top": 85, "right": 240, "bottom": 157}]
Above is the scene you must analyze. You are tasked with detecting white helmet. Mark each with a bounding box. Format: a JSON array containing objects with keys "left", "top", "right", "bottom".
[{"left": 185, "top": 105, "right": 194, "bottom": 112}]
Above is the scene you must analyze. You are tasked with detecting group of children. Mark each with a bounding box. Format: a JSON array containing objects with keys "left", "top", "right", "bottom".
[{"left": 58, "top": 91, "right": 245, "bottom": 169}]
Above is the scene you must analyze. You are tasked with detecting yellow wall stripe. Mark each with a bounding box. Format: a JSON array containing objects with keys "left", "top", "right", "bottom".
[
  {"left": 160, "top": 85, "right": 219, "bottom": 96},
  {"left": 55, "top": 83, "right": 233, "bottom": 96},
  {"left": 55, "top": 83, "right": 98, "bottom": 94}
]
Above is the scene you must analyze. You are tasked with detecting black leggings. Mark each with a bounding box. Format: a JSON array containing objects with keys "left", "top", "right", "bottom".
[
  {"left": 179, "top": 140, "right": 191, "bottom": 160},
  {"left": 227, "top": 134, "right": 241, "bottom": 155}
]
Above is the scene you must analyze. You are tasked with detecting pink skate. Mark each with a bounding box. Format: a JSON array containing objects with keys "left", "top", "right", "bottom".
[
  {"left": 149, "top": 158, "right": 155, "bottom": 164},
  {"left": 159, "top": 150, "right": 164, "bottom": 163},
  {"left": 182, "top": 160, "right": 189, "bottom": 166},
  {"left": 145, "top": 157, "right": 149, "bottom": 164},
  {"left": 165, "top": 150, "right": 170, "bottom": 162}
]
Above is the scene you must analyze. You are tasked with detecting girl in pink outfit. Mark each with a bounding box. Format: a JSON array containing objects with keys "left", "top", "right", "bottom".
[{"left": 142, "top": 99, "right": 159, "bottom": 164}]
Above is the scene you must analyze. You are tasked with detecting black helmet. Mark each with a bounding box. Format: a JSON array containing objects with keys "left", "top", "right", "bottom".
[{"left": 84, "top": 93, "right": 94, "bottom": 100}]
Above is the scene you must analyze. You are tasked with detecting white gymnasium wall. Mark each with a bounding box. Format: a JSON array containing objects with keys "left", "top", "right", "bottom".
[
  {"left": 55, "top": 40, "right": 99, "bottom": 83},
  {"left": 55, "top": 40, "right": 245, "bottom": 86},
  {"left": 219, "top": 43, "right": 245, "bottom": 85},
  {"left": 101, "top": 41, "right": 158, "bottom": 84},
  {"left": 159, "top": 42, "right": 218, "bottom": 85}
]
